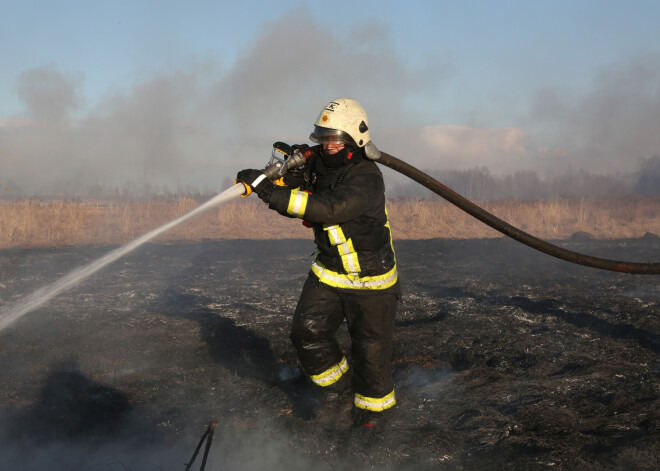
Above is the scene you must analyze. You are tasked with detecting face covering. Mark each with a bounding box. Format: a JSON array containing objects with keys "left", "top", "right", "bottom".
[{"left": 320, "top": 146, "right": 358, "bottom": 168}]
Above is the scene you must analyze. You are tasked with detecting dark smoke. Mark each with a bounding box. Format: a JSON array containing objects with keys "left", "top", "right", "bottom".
[
  {"left": 2, "top": 10, "right": 659, "bottom": 198},
  {"left": 1, "top": 9, "right": 447, "bottom": 197},
  {"left": 528, "top": 54, "right": 660, "bottom": 174},
  {"left": 16, "top": 65, "right": 83, "bottom": 124}
]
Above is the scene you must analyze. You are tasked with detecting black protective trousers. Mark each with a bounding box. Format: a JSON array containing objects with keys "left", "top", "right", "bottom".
[{"left": 290, "top": 274, "right": 399, "bottom": 400}]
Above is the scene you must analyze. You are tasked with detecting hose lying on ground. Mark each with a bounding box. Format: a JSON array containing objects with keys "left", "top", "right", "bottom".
[{"left": 376, "top": 151, "right": 660, "bottom": 275}]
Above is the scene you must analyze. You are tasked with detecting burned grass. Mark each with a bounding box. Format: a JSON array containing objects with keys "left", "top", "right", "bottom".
[{"left": 0, "top": 237, "right": 658, "bottom": 470}]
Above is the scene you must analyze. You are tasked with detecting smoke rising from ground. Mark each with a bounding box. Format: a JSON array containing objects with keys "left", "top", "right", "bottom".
[
  {"left": 529, "top": 53, "right": 660, "bottom": 173},
  {"left": 1, "top": 9, "right": 659, "bottom": 196}
]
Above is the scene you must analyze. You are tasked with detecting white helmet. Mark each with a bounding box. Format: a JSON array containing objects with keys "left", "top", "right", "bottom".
[{"left": 309, "top": 98, "right": 371, "bottom": 148}]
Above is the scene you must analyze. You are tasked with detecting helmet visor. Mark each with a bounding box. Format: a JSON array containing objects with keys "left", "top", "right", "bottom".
[{"left": 309, "top": 126, "right": 355, "bottom": 146}]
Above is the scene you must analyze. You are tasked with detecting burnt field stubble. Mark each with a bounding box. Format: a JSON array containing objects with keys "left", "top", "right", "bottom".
[{"left": 0, "top": 237, "right": 658, "bottom": 470}]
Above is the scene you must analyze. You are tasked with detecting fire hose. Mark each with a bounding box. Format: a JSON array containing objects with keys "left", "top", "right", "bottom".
[
  {"left": 374, "top": 150, "right": 660, "bottom": 275},
  {"left": 242, "top": 143, "right": 660, "bottom": 275}
]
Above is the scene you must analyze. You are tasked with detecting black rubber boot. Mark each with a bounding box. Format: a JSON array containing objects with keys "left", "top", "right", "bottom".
[
  {"left": 312, "top": 374, "right": 354, "bottom": 430},
  {"left": 352, "top": 406, "right": 396, "bottom": 429}
]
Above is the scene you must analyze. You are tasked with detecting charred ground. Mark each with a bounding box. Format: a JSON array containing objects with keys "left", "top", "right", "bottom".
[{"left": 0, "top": 236, "right": 658, "bottom": 470}]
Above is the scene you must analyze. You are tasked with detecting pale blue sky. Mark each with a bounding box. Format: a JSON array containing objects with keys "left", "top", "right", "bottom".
[
  {"left": 3, "top": 1, "right": 658, "bottom": 117},
  {"left": 2, "top": 0, "right": 660, "bottom": 193}
]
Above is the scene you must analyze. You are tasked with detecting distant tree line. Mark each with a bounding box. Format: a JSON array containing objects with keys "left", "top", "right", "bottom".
[
  {"left": 2, "top": 156, "right": 659, "bottom": 201},
  {"left": 386, "top": 156, "right": 660, "bottom": 201},
  {"left": 635, "top": 156, "right": 660, "bottom": 195}
]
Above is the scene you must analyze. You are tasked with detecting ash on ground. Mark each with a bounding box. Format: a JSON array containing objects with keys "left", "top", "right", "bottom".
[{"left": 0, "top": 237, "right": 658, "bottom": 470}]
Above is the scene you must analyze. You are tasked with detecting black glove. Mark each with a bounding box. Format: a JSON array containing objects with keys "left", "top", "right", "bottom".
[
  {"left": 236, "top": 168, "right": 275, "bottom": 202},
  {"left": 272, "top": 144, "right": 306, "bottom": 189},
  {"left": 282, "top": 144, "right": 312, "bottom": 188},
  {"left": 282, "top": 167, "right": 304, "bottom": 189},
  {"left": 292, "top": 144, "right": 311, "bottom": 158}
]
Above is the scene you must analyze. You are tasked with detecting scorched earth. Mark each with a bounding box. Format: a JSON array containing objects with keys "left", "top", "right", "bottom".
[{"left": 0, "top": 236, "right": 658, "bottom": 470}]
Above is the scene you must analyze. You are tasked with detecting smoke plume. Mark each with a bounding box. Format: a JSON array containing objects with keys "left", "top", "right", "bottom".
[{"left": 1, "top": 10, "right": 659, "bottom": 196}]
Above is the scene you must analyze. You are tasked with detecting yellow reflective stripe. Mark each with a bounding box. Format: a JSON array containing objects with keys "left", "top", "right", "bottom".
[
  {"left": 325, "top": 225, "right": 346, "bottom": 245},
  {"left": 337, "top": 238, "right": 361, "bottom": 275},
  {"left": 354, "top": 390, "right": 396, "bottom": 411},
  {"left": 311, "top": 260, "right": 397, "bottom": 290},
  {"left": 309, "top": 357, "right": 349, "bottom": 387},
  {"left": 287, "top": 190, "right": 308, "bottom": 218},
  {"left": 384, "top": 206, "right": 397, "bottom": 265},
  {"left": 324, "top": 225, "right": 361, "bottom": 276}
]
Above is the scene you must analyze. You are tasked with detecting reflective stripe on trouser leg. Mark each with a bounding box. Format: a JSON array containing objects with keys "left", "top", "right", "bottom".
[
  {"left": 290, "top": 275, "right": 347, "bottom": 386},
  {"left": 309, "top": 356, "right": 349, "bottom": 387},
  {"left": 344, "top": 286, "right": 398, "bottom": 406},
  {"left": 354, "top": 390, "right": 396, "bottom": 411}
]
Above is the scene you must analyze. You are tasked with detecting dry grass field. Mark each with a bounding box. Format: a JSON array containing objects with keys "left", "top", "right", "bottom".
[{"left": 1, "top": 195, "right": 659, "bottom": 249}]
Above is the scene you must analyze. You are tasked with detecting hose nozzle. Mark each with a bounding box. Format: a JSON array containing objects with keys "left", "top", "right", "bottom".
[
  {"left": 237, "top": 148, "right": 308, "bottom": 198},
  {"left": 261, "top": 148, "right": 306, "bottom": 179}
]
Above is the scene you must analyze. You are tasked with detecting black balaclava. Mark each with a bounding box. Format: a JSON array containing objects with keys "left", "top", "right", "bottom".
[{"left": 320, "top": 146, "right": 361, "bottom": 168}]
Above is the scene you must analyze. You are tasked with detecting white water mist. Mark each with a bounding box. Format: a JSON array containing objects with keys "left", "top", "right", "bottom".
[{"left": 0, "top": 183, "right": 247, "bottom": 333}]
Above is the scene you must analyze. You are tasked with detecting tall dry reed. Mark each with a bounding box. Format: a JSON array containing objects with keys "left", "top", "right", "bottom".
[{"left": 1, "top": 196, "right": 659, "bottom": 249}]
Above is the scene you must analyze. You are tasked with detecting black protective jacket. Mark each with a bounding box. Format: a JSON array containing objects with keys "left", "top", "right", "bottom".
[{"left": 267, "top": 145, "right": 398, "bottom": 290}]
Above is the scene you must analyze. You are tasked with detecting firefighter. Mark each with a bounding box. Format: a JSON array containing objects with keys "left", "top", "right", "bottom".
[{"left": 236, "top": 98, "right": 399, "bottom": 429}]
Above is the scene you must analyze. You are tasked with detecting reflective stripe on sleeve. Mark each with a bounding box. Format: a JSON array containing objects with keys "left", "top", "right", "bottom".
[
  {"left": 354, "top": 390, "right": 396, "bottom": 411},
  {"left": 308, "top": 357, "right": 349, "bottom": 387},
  {"left": 286, "top": 190, "right": 309, "bottom": 218}
]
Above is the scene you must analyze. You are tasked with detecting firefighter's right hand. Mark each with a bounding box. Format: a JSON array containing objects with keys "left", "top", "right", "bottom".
[
  {"left": 291, "top": 144, "right": 311, "bottom": 158},
  {"left": 236, "top": 169, "right": 274, "bottom": 201},
  {"left": 283, "top": 144, "right": 311, "bottom": 188}
]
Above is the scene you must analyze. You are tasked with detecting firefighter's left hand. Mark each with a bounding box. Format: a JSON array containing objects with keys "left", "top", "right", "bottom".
[
  {"left": 283, "top": 166, "right": 305, "bottom": 188},
  {"left": 236, "top": 169, "right": 275, "bottom": 202}
]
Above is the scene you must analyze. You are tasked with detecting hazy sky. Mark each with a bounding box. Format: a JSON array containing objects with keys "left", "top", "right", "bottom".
[{"left": 1, "top": 0, "right": 660, "bottom": 194}]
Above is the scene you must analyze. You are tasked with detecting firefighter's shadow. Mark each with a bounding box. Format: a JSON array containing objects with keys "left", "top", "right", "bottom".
[
  {"left": 155, "top": 288, "right": 317, "bottom": 418},
  {"left": 4, "top": 360, "right": 138, "bottom": 444}
]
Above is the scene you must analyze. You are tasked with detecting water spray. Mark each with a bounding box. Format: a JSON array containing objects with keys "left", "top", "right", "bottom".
[
  {"left": 0, "top": 183, "right": 246, "bottom": 333},
  {"left": 0, "top": 144, "right": 306, "bottom": 333}
]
